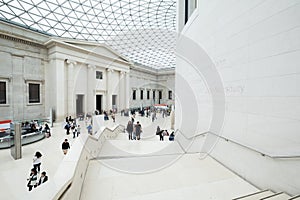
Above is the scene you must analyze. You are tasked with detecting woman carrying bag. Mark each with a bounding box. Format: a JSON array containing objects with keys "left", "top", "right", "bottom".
[{"left": 27, "top": 168, "right": 38, "bottom": 191}]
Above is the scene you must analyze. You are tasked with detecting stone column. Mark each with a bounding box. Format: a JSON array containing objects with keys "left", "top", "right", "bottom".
[
  {"left": 66, "top": 60, "right": 76, "bottom": 117},
  {"left": 52, "top": 58, "right": 66, "bottom": 121},
  {"left": 106, "top": 68, "right": 114, "bottom": 111},
  {"left": 87, "top": 64, "right": 96, "bottom": 114},
  {"left": 119, "top": 71, "right": 126, "bottom": 111},
  {"left": 152, "top": 89, "right": 156, "bottom": 105},
  {"left": 125, "top": 72, "right": 130, "bottom": 109}
]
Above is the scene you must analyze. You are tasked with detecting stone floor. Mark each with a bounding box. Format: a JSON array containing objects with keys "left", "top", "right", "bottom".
[{"left": 0, "top": 113, "right": 258, "bottom": 200}]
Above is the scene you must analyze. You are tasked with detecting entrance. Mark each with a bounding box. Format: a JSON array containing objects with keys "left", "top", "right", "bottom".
[
  {"left": 96, "top": 95, "right": 102, "bottom": 114},
  {"left": 112, "top": 95, "right": 117, "bottom": 111},
  {"left": 76, "top": 95, "right": 84, "bottom": 116},
  {"left": 159, "top": 91, "right": 162, "bottom": 104}
]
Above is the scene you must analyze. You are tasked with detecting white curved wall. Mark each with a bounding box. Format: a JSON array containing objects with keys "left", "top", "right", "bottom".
[{"left": 176, "top": 0, "right": 300, "bottom": 195}]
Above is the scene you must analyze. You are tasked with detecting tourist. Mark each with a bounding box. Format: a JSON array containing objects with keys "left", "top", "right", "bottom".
[
  {"left": 33, "top": 151, "right": 42, "bottom": 173},
  {"left": 71, "top": 123, "right": 76, "bottom": 138},
  {"left": 134, "top": 121, "right": 142, "bottom": 140},
  {"left": 111, "top": 113, "right": 115, "bottom": 122},
  {"left": 156, "top": 126, "right": 161, "bottom": 135},
  {"left": 126, "top": 121, "right": 134, "bottom": 140},
  {"left": 62, "top": 139, "right": 70, "bottom": 155},
  {"left": 152, "top": 111, "right": 156, "bottom": 122},
  {"left": 38, "top": 171, "right": 48, "bottom": 186},
  {"left": 44, "top": 123, "right": 51, "bottom": 137},
  {"left": 169, "top": 131, "right": 175, "bottom": 141},
  {"left": 77, "top": 125, "right": 81, "bottom": 137},
  {"left": 87, "top": 124, "right": 92, "bottom": 135},
  {"left": 27, "top": 168, "right": 38, "bottom": 191},
  {"left": 64, "top": 122, "right": 70, "bottom": 135},
  {"left": 160, "top": 130, "right": 169, "bottom": 141}
]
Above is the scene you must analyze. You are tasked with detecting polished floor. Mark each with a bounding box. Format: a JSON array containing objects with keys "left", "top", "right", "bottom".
[{"left": 0, "top": 113, "right": 258, "bottom": 199}]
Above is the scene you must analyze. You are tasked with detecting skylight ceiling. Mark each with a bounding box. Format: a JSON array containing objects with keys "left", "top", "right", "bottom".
[{"left": 0, "top": 0, "right": 176, "bottom": 69}]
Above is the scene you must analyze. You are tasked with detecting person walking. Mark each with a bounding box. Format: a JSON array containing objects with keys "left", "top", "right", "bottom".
[
  {"left": 33, "top": 151, "right": 42, "bottom": 173},
  {"left": 104, "top": 111, "right": 109, "bottom": 121},
  {"left": 160, "top": 130, "right": 169, "bottom": 141},
  {"left": 44, "top": 123, "right": 51, "bottom": 138},
  {"left": 87, "top": 124, "right": 92, "bottom": 135},
  {"left": 64, "top": 122, "right": 70, "bottom": 135},
  {"left": 134, "top": 121, "right": 142, "bottom": 140},
  {"left": 126, "top": 121, "right": 134, "bottom": 140},
  {"left": 62, "top": 139, "right": 70, "bottom": 155},
  {"left": 169, "top": 131, "right": 175, "bottom": 141},
  {"left": 71, "top": 123, "right": 77, "bottom": 138},
  {"left": 111, "top": 113, "right": 116, "bottom": 122},
  {"left": 156, "top": 126, "right": 161, "bottom": 136},
  {"left": 27, "top": 168, "right": 38, "bottom": 191},
  {"left": 152, "top": 111, "right": 156, "bottom": 122},
  {"left": 38, "top": 171, "right": 48, "bottom": 186},
  {"left": 77, "top": 125, "right": 81, "bottom": 137}
]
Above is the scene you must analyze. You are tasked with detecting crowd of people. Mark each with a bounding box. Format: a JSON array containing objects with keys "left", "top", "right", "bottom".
[
  {"left": 64, "top": 116, "right": 81, "bottom": 138},
  {"left": 125, "top": 109, "right": 175, "bottom": 141},
  {"left": 27, "top": 151, "right": 48, "bottom": 191},
  {"left": 24, "top": 108, "right": 174, "bottom": 192}
]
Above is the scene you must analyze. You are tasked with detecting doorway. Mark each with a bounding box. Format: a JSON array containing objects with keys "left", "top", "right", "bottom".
[
  {"left": 76, "top": 95, "right": 84, "bottom": 116},
  {"left": 112, "top": 95, "right": 117, "bottom": 111},
  {"left": 96, "top": 95, "right": 102, "bottom": 114},
  {"left": 159, "top": 91, "right": 162, "bottom": 104}
]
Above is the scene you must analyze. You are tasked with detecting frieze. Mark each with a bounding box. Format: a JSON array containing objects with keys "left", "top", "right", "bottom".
[{"left": 0, "top": 33, "right": 44, "bottom": 48}]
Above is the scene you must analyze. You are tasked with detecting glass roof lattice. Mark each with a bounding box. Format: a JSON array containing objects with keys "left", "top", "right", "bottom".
[{"left": 0, "top": 0, "right": 176, "bottom": 69}]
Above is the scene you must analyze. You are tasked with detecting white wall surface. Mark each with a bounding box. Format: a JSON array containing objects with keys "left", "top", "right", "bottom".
[{"left": 176, "top": 0, "right": 300, "bottom": 195}]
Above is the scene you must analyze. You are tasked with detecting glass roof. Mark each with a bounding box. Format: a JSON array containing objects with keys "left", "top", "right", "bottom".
[{"left": 0, "top": 0, "right": 176, "bottom": 69}]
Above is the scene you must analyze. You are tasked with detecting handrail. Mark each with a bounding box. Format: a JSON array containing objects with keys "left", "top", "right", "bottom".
[
  {"left": 29, "top": 123, "right": 125, "bottom": 200},
  {"left": 175, "top": 129, "right": 208, "bottom": 140},
  {"left": 208, "top": 131, "right": 300, "bottom": 159},
  {"left": 174, "top": 129, "right": 300, "bottom": 159},
  {"left": 94, "top": 124, "right": 125, "bottom": 136},
  {"left": 173, "top": 129, "right": 207, "bottom": 153}
]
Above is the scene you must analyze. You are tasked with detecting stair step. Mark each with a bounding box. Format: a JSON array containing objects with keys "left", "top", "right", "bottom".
[
  {"left": 289, "top": 195, "right": 300, "bottom": 200},
  {"left": 261, "top": 192, "right": 291, "bottom": 200},
  {"left": 233, "top": 190, "right": 274, "bottom": 200}
]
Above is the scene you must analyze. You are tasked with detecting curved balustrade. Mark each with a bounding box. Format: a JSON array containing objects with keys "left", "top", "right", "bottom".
[
  {"left": 0, "top": 130, "right": 45, "bottom": 149},
  {"left": 29, "top": 124, "right": 125, "bottom": 200},
  {"left": 29, "top": 125, "right": 299, "bottom": 199}
]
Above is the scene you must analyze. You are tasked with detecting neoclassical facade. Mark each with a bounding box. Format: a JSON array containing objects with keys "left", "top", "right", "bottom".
[
  {"left": 129, "top": 64, "right": 175, "bottom": 109},
  {"left": 0, "top": 21, "right": 130, "bottom": 122}
]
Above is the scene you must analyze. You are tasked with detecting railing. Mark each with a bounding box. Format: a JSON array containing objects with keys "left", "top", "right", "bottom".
[
  {"left": 174, "top": 129, "right": 300, "bottom": 159},
  {"left": 0, "top": 130, "right": 46, "bottom": 149},
  {"left": 30, "top": 123, "right": 125, "bottom": 200}
]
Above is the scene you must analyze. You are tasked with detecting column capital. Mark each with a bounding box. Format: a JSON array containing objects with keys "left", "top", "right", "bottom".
[
  {"left": 87, "top": 64, "right": 96, "bottom": 69},
  {"left": 66, "top": 59, "right": 77, "bottom": 66},
  {"left": 120, "top": 71, "right": 126, "bottom": 75},
  {"left": 107, "top": 68, "right": 114, "bottom": 73}
]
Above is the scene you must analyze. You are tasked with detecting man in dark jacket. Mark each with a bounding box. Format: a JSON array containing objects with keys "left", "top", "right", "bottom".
[
  {"left": 38, "top": 171, "right": 48, "bottom": 185},
  {"left": 62, "top": 139, "right": 70, "bottom": 155},
  {"left": 135, "top": 121, "right": 142, "bottom": 140}
]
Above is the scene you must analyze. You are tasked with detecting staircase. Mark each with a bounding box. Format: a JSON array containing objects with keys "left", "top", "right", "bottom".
[{"left": 233, "top": 189, "right": 300, "bottom": 200}]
